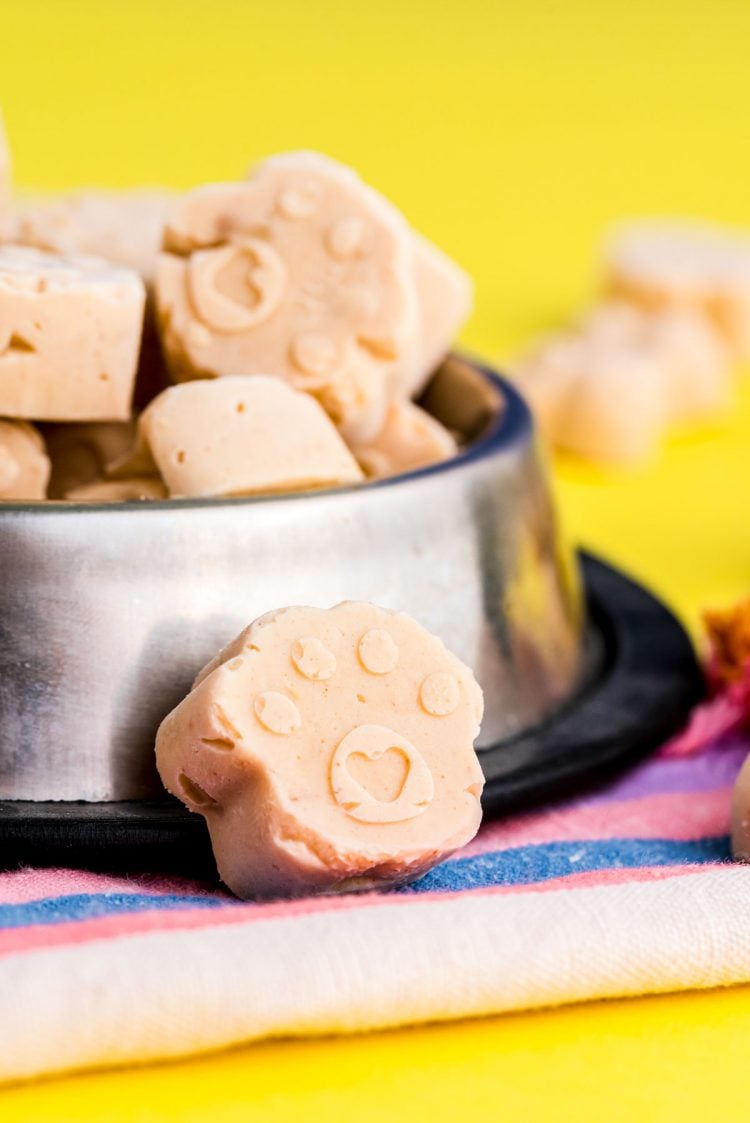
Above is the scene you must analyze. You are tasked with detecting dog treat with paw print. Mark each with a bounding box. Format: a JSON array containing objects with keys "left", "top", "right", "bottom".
[
  {"left": 155, "top": 602, "right": 485, "bottom": 899},
  {"left": 155, "top": 152, "right": 419, "bottom": 444},
  {"left": 133, "top": 375, "right": 363, "bottom": 498},
  {"left": 353, "top": 399, "right": 458, "bottom": 479},
  {"left": 0, "top": 419, "right": 50, "bottom": 500},
  {"left": 0, "top": 245, "right": 145, "bottom": 421}
]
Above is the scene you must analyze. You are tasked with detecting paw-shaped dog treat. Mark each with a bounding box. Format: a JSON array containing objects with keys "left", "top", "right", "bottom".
[
  {"left": 0, "top": 245, "right": 145, "bottom": 421},
  {"left": 155, "top": 152, "right": 419, "bottom": 444},
  {"left": 0, "top": 419, "right": 50, "bottom": 500},
  {"left": 126, "top": 375, "right": 363, "bottom": 498},
  {"left": 353, "top": 399, "right": 458, "bottom": 479},
  {"left": 155, "top": 602, "right": 485, "bottom": 899},
  {"left": 605, "top": 221, "right": 750, "bottom": 361}
]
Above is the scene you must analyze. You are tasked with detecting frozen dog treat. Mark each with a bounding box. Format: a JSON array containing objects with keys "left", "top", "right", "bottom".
[
  {"left": 605, "top": 222, "right": 750, "bottom": 360},
  {"left": 156, "top": 152, "right": 418, "bottom": 443},
  {"left": 0, "top": 419, "right": 50, "bottom": 500},
  {"left": 401, "top": 232, "right": 473, "bottom": 397},
  {"left": 65, "top": 476, "right": 167, "bottom": 501},
  {"left": 136, "top": 375, "right": 363, "bottom": 498},
  {"left": 353, "top": 399, "right": 458, "bottom": 478},
  {"left": 11, "top": 193, "right": 175, "bottom": 411},
  {"left": 11, "top": 191, "right": 175, "bottom": 286},
  {"left": 582, "top": 302, "right": 732, "bottom": 424},
  {"left": 514, "top": 332, "right": 666, "bottom": 464},
  {"left": 43, "top": 419, "right": 137, "bottom": 498},
  {"left": 554, "top": 343, "right": 666, "bottom": 464},
  {"left": 0, "top": 245, "right": 145, "bottom": 421},
  {"left": 155, "top": 601, "right": 485, "bottom": 899}
]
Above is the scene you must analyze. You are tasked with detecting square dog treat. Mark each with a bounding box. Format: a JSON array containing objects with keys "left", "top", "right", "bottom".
[
  {"left": 11, "top": 191, "right": 176, "bottom": 286},
  {"left": 11, "top": 193, "right": 175, "bottom": 412},
  {"left": 353, "top": 399, "right": 458, "bottom": 479},
  {"left": 43, "top": 419, "right": 138, "bottom": 498},
  {"left": 0, "top": 419, "right": 50, "bottom": 500},
  {"left": 156, "top": 152, "right": 419, "bottom": 444},
  {"left": 135, "top": 374, "right": 364, "bottom": 498},
  {"left": 155, "top": 602, "right": 485, "bottom": 899},
  {"left": 0, "top": 245, "right": 145, "bottom": 420},
  {"left": 401, "top": 232, "right": 473, "bottom": 397},
  {"left": 605, "top": 221, "right": 750, "bottom": 361},
  {"left": 65, "top": 476, "right": 167, "bottom": 501}
]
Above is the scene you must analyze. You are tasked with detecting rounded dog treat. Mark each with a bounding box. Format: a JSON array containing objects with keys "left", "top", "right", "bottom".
[
  {"left": 0, "top": 245, "right": 145, "bottom": 421},
  {"left": 0, "top": 419, "right": 50, "bottom": 500},
  {"left": 353, "top": 399, "right": 458, "bottom": 479},
  {"left": 43, "top": 419, "right": 138, "bottom": 498},
  {"left": 156, "top": 152, "right": 419, "bottom": 443},
  {"left": 65, "top": 476, "right": 167, "bottom": 502},
  {"left": 155, "top": 602, "right": 485, "bottom": 899},
  {"left": 513, "top": 333, "right": 666, "bottom": 464},
  {"left": 135, "top": 374, "right": 364, "bottom": 498},
  {"left": 582, "top": 302, "right": 732, "bottom": 424},
  {"left": 605, "top": 222, "right": 750, "bottom": 360},
  {"left": 401, "top": 232, "right": 473, "bottom": 397}
]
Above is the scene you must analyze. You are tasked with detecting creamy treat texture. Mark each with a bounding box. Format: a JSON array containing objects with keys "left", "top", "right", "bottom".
[
  {"left": 156, "top": 152, "right": 419, "bottom": 443},
  {"left": 0, "top": 245, "right": 145, "bottom": 421},
  {"left": 0, "top": 419, "right": 50, "bottom": 499},
  {"left": 606, "top": 222, "right": 750, "bottom": 360},
  {"left": 353, "top": 399, "right": 458, "bottom": 479},
  {"left": 136, "top": 374, "right": 363, "bottom": 498},
  {"left": 155, "top": 601, "right": 485, "bottom": 899}
]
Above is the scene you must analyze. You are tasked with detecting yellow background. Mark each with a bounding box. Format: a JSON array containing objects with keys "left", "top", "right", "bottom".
[{"left": 2, "top": 0, "right": 750, "bottom": 1116}]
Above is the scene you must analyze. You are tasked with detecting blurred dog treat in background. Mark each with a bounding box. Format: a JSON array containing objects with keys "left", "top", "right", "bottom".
[{"left": 511, "top": 220, "right": 745, "bottom": 466}]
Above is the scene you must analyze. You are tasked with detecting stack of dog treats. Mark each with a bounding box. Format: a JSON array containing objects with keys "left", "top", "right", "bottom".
[
  {"left": 0, "top": 115, "right": 472, "bottom": 502},
  {"left": 511, "top": 222, "right": 750, "bottom": 465}
]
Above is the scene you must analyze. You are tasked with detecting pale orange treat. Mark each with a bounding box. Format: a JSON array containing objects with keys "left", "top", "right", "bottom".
[
  {"left": 0, "top": 246, "right": 145, "bottom": 421},
  {"left": 582, "top": 302, "right": 732, "bottom": 424},
  {"left": 0, "top": 111, "right": 11, "bottom": 239},
  {"left": 513, "top": 332, "right": 666, "bottom": 465},
  {"left": 353, "top": 399, "right": 458, "bottom": 479},
  {"left": 65, "top": 476, "right": 167, "bottom": 501},
  {"left": 396, "top": 232, "right": 473, "bottom": 397},
  {"left": 156, "top": 152, "right": 419, "bottom": 444},
  {"left": 554, "top": 341, "right": 666, "bottom": 464},
  {"left": 156, "top": 602, "right": 485, "bottom": 899},
  {"left": 605, "top": 221, "right": 750, "bottom": 361},
  {"left": 43, "top": 420, "right": 138, "bottom": 498},
  {"left": 0, "top": 419, "right": 50, "bottom": 500},
  {"left": 134, "top": 375, "right": 363, "bottom": 498},
  {"left": 11, "top": 191, "right": 175, "bottom": 286}
]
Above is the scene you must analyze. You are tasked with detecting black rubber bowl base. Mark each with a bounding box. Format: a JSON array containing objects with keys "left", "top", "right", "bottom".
[{"left": 0, "top": 552, "right": 703, "bottom": 878}]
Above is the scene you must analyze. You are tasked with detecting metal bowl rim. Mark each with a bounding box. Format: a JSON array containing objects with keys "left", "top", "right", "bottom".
[{"left": 0, "top": 359, "right": 532, "bottom": 516}]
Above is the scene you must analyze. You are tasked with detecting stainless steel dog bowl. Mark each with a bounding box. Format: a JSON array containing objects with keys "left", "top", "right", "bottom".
[{"left": 0, "top": 357, "right": 586, "bottom": 801}]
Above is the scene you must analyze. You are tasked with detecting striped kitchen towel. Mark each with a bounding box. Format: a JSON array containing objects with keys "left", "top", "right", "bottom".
[{"left": 1, "top": 730, "right": 749, "bottom": 1085}]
